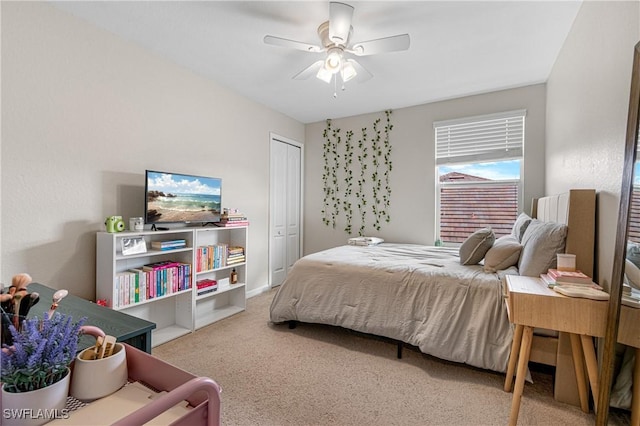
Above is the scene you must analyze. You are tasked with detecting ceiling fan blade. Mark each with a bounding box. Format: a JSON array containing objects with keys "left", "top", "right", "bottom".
[
  {"left": 347, "top": 59, "right": 373, "bottom": 82},
  {"left": 264, "top": 35, "right": 323, "bottom": 53},
  {"left": 350, "top": 34, "right": 410, "bottom": 56},
  {"left": 329, "top": 2, "right": 354, "bottom": 45},
  {"left": 293, "top": 60, "right": 324, "bottom": 80}
]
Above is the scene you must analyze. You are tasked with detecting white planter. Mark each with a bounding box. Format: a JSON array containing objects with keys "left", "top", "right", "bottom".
[
  {"left": 70, "top": 342, "right": 128, "bottom": 402},
  {"left": 1, "top": 368, "right": 70, "bottom": 426}
]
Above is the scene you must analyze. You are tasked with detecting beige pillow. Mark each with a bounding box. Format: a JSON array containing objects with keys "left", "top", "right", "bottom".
[
  {"left": 518, "top": 219, "right": 567, "bottom": 277},
  {"left": 459, "top": 228, "right": 495, "bottom": 265},
  {"left": 484, "top": 235, "right": 522, "bottom": 273}
]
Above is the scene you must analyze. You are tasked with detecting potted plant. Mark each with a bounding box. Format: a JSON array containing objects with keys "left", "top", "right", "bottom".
[{"left": 1, "top": 312, "right": 86, "bottom": 426}]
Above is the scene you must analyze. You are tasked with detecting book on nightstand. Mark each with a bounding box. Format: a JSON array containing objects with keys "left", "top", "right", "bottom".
[
  {"left": 553, "top": 284, "right": 610, "bottom": 301},
  {"left": 622, "top": 285, "right": 640, "bottom": 307},
  {"left": 541, "top": 273, "right": 603, "bottom": 289},
  {"left": 547, "top": 268, "right": 592, "bottom": 284}
]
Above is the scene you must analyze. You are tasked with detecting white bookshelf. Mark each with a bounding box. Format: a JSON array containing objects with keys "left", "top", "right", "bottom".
[
  {"left": 96, "top": 226, "right": 248, "bottom": 347},
  {"left": 193, "top": 226, "right": 247, "bottom": 329}
]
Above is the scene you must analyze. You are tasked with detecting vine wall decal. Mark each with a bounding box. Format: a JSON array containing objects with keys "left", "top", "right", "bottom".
[{"left": 321, "top": 110, "right": 394, "bottom": 235}]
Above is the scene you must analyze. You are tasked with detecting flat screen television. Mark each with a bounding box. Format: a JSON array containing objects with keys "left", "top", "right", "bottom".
[{"left": 145, "top": 170, "right": 222, "bottom": 225}]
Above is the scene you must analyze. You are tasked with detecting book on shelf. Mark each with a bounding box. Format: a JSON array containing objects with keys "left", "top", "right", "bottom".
[
  {"left": 546, "top": 268, "right": 593, "bottom": 284},
  {"left": 222, "top": 208, "right": 244, "bottom": 216},
  {"left": 197, "top": 287, "right": 217, "bottom": 296},
  {"left": 151, "top": 240, "right": 186, "bottom": 250},
  {"left": 214, "top": 221, "right": 249, "bottom": 227},
  {"left": 196, "top": 243, "right": 229, "bottom": 272},
  {"left": 196, "top": 279, "right": 218, "bottom": 295},
  {"left": 218, "top": 216, "right": 248, "bottom": 222},
  {"left": 139, "top": 261, "right": 191, "bottom": 301}
]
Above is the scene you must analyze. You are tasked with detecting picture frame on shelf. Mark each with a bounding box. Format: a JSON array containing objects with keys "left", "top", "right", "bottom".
[{"left": 121, "top": 237, "right": 147, "bottom": 256}]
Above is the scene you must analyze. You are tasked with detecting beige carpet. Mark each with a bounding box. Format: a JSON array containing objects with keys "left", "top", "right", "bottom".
[{"left": 152, "top": 288, "right": 630, "bottom": 425}]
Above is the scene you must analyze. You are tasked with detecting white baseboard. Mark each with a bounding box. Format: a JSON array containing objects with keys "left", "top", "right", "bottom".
[{"left": 246, "top": 284, "right": 271, "bottom": 299}]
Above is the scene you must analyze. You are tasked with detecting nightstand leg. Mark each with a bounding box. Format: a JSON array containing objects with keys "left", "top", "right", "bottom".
[
  {"left": 509, "top": 326, "right": 533, "bottom": 426},
  {"left": 569, "top": 333, "right": 589, "bottom": 413},
  {"left": 505, "top": 324, "right": 524, "bottom": 392},
  {"left": 580, "top": 334, "right": 599, "bottom": 413}
]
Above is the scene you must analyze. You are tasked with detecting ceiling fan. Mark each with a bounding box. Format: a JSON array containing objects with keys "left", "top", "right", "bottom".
[{"left": 264, "top": 2, "right": 410, "bottom": 93}]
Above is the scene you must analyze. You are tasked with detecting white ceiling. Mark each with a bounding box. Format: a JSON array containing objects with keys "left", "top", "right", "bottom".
[{"left": 50, "top": 1, "right": 583, "bottom": 124}]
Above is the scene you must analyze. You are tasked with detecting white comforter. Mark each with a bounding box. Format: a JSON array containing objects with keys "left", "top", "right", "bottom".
[{"left": 269, "top": 243, "right": 516, "bottom": 373}]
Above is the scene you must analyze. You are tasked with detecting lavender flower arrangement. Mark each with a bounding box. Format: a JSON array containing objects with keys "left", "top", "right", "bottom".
[{"left": 1, "top": 312, "right": 86, "bottom": 393}]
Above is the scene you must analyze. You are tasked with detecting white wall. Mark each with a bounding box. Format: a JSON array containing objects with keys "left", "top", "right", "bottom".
[
  {"left": 1, "top": 2, "right": 304, "bottom": 299},
  {"left": 304, "top": 84, "right": 547, "bottom": 254},
  {"left": 546, "top": 0, "right": 640, "bottom": 289}
]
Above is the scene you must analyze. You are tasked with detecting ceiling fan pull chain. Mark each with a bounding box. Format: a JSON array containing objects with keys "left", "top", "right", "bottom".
[{"left": 333, "top": 76, "right": 338, "bottom": 98}]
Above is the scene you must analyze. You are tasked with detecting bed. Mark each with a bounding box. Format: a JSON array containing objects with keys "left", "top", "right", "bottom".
[{"left": 269, "top": 189, "right": 596, "bottom": 387}]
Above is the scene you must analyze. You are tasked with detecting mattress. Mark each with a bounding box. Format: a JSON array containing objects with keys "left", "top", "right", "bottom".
[{"left": 269, "top": 243, "right": 516, "bottom": 373}]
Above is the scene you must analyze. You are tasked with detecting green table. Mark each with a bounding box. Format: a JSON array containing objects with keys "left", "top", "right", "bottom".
[{"left": 26, "top": 282, "right": 156, "bottom": 353}]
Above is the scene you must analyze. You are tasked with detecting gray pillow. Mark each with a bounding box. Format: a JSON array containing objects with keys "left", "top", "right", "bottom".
[
  {"left": 511, "top": 213, "right": 532, "bottom": 242},
  {"left": 518, "top": 219, "right": 568, "bottom": 277},
  {"left": 484, "top": 235, "right": 522, "bottom": 273},
  {"left": 627, "top": 241, "right": 640, "bottom": 269},
  {"left": 459, "top": 228, "right": 495, "bottom": 265}
]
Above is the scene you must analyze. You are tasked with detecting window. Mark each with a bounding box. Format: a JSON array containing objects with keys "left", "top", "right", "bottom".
[{"left": 434, "top": 110, "right": 525, "bottom": 244}]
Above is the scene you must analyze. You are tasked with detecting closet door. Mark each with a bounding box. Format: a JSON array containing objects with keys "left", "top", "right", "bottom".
[{"left": 270, "top": 135, "right": 302, "bottom": 287}]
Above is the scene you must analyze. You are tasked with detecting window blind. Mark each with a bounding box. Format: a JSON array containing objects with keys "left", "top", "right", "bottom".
[{"left": 434, "top": 110, "right": 526, "bottom": 165}]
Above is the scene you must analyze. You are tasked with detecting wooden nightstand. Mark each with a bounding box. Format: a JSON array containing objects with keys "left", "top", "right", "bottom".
[{"left": 503, "top": 275, "right": 608, "bottom": 426}]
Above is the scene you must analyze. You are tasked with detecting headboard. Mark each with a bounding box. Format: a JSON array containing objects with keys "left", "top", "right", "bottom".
[{"left": 531, "top": 189, "right": 596, "bottom": 277}]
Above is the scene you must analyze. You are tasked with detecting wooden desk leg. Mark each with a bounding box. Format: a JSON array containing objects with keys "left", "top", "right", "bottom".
[
  {"left": 569, "top": 333, "right": 589, "bottom": 413},
  {"left": 505, "top": 324, "right": 524, "bottom": 392},
  {"left": 580, "top": 334, "right": 599, "bottom": 414},
  {"left": 632, "top": 347, "right": 640, "bottom": 426},
  {"left": 509, "top": 326, "right": 533, "bottom": 426}
]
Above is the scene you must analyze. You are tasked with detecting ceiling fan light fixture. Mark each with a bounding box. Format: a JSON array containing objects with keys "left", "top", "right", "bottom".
[
  {"left": 324, "top": 47, "right": 343, "bottom": 74},
  {"left": 316, "top": 66, "right": 333, "bottom": 84},
  {"left": 341, "top": 60, "right": 357, "bottom": 82}
]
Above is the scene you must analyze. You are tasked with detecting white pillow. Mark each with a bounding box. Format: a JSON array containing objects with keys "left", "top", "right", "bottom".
[
  {"left": 459, "top": 228, "right": 495, "bottom": 265},
  {"left": 518, "top": 219, "right": 567, "bottom": 277},
  {"left": 348, "top": 237, "right": 384, "bottom": 246},
  {"left": 511, "top": 213, "right": 532, "bottom": 242},
  {"left": 484, "top": 235, "right": 522, "bottom": 273}
]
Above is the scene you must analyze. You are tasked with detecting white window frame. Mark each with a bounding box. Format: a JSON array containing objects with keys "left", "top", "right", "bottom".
[{"left": 434, "top": 110, "right": 526, "bottom": 244}]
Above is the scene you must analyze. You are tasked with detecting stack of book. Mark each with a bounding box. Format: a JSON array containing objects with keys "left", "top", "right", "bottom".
[
  {"left": 540, "top": 268, "right": 609, "bottom": 300},
  {"left": 215, "top": 209, "right": 249, "bottom": 227},
  {"left": 195, "top": 243, "right": 229, "bottom": 272},
  {"left": 150, "top": 239, "right": 186, "bottom": 251},
  {"left": 623, "top": 283, "right": 640, "bottom": 307},
  {"left": 227, "top": 246, "right": 245, "bottom": 265},
  {"left": 540, "top": 268, "right": 597, "bottom": 287},
  {"left": 196, "top": 279, "right": 217, "bottom": 296}
]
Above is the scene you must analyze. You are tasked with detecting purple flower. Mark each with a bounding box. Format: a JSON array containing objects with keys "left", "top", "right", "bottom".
[{"left": 0, "top": 312, "right": 86, "bottom": 393}]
